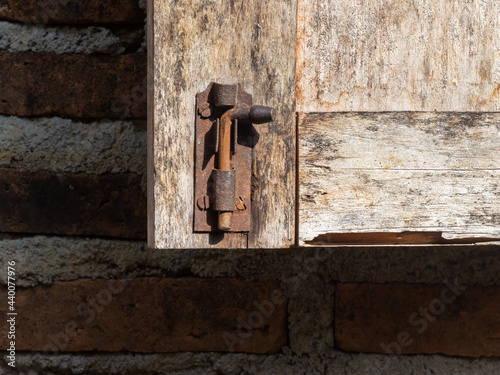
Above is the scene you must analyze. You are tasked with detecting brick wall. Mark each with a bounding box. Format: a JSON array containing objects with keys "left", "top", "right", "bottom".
[{"left": 1, "top": 1, "right": 500, "bottom": 374}]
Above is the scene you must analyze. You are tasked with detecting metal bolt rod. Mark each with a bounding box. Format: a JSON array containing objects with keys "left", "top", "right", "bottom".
[
  {"left": 217, "top": 103, "right": 274, "bottom": 231},
  {"left": 217, "top": 103, "right": 250, "bottom": 230}
]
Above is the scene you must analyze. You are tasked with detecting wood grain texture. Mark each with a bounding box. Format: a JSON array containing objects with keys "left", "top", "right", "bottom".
[
  {"left": 148, "top": 0, "right": 296, "bottom": 248},
  {"left": 297, "top": 0, "right": 500, "bottom": 112},
  {"left": 336, "top": 283, "right": 500, "bottom": 357},
  {"left": 299, "top": 112, "right": 500, "bottom": 245}
]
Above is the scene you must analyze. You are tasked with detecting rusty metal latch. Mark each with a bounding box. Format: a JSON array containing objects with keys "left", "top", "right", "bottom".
[{"left": 194, "top": 83, "right": 274, "bottom": 232}]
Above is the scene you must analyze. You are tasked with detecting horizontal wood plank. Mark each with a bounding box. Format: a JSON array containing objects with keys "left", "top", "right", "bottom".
[
  {"left": 0, "top": 278, "right": 286, "bottom": 353},
  {"left": 299, "top": 112, "right": 500, "bottom": 244},
  {"left": 0, "top": 169, "right": 146, "bottom": 239},
  {"left": 148, "top": 0, "right": 296, "bottom": 248},
  {"left": 335, "top": 283, "right": 500, "bottom": 357},
  {"left": 0, "top": 0, "right": 145, "bottom": 25},
  {"left": 297, "top": 0, "right": 500, "bottom": 112},
  {"left": 0, "top": 52, "right": 146, "bottom": 119}
]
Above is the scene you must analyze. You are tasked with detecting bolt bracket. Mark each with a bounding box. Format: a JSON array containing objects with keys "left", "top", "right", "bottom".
[{"left": 193, "top": 82, "right": 254, "bottom": 232}]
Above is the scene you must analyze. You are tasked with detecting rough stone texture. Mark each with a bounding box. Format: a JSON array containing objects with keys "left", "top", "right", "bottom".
[
  {"left": 0, "top": 116, "right": 146, "bottom": 175},
  {"left": 0, "top": 238, "right": 499, "bottom": 370},
  {"left": 0, "top": 0, "right": 145, "bottom": 25},
  {"left": 0, "top": 21, "right": 144, "bottom": 54},
  {"left": 0, "top": 52, "right": 146, "bottom": 119},
  {"left": 0, "top": 170, "right": 146, "bottom": 239},
  {"left": 2, "top": 236, "right": 500, "bottom": 359},
  {"left": 1, "top": 351, "right": 499, "bottom": 375},
  {"left": 0, "top": 278, "right": 286, "bottom": 353},
  {"left": 4, "top": 239, "right": 500, "bottom": 288},
  {"left": 328, "top": 245, "right": 500, "bottom": 286},
  {"left": 138, "top": 0, "right": 147, "bottom": 52},
  {"left": 336, "top": 283, "right": 500, "bottom": 357}
]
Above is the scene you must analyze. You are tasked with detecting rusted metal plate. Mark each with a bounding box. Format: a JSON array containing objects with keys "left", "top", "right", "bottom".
[{"left": 194, "top": 83, "right": 253, "bottom": 232}]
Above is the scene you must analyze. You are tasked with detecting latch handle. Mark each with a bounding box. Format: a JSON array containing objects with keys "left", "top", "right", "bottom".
[{"left": 249, "top": 105, "right": 274, "bottom": 124}]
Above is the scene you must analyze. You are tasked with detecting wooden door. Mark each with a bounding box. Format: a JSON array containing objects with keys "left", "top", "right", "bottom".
[{"left": 148, "top": 0, "right": 500, "bottom": 249}]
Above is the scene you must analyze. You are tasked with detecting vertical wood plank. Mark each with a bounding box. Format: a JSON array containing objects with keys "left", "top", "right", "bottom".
[{"left": 148, "top": 0, "right": 297, "bottom": 248}]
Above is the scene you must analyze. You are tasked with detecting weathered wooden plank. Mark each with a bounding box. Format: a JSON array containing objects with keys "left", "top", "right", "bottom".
[
  {"left": 0, "top": 169, "right": 146, "bottom": 239},
  {"left": 0, "top": 278, "right": 287, "bottom": 353},
  {"left": 335, "top": 283, "right": 500, "bottom": 357},
  {"left": 0, "top": 52, "right": 146, "bottom": 119},
  {"left": 148, "top": 0, "right": 297, "bottom": 248},
  {"left": 297, "top": 0, "right": 500, "bottom": 112},
  {"left": 299, "top": 112, "right": 500, "bottom": 245}
]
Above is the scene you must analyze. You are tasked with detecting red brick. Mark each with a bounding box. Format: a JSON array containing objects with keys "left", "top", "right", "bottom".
[
  {"left": 0, "top": 278, "right": 287, "bottom": 353},
  {"left": 335, "top": 283, "right": 500, "bottom": 357},
  {"left": 0, "top": 169, "right": 146, "bottom": 239},
  {"left": 0, "top": 52, "right": 146, "bottom": 119},
  {"left": 0, "top": 0, "right": 145, "bottom": 25}
]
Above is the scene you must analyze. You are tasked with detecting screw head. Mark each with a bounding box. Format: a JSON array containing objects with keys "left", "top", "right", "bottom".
[
  {"left": 235, "top": 196, "right": 249, "bottom": 211},
  {"left": 198, "top": 102, "right": 211, "bottom": 118},
  {"left": 197, "top": 196, "right": 211, "bottom": 211}
]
